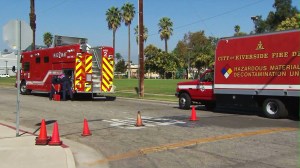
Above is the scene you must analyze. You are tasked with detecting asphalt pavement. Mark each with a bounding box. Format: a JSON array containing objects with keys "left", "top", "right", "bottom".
[{"left": 0, "top": 87, "right": 298, "bottom": 168}]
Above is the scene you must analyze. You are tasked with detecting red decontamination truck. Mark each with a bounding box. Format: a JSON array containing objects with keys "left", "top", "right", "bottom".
[{"left": 175, "top": 29, "right": 300, "bottom": 118}]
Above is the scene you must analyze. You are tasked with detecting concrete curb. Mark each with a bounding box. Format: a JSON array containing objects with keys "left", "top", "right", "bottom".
[{"left": 0, "top": 121, "right": 75, "bottom": 168}]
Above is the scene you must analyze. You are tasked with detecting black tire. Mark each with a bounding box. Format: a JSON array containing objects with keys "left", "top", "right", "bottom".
[
  {"left": 262, "top": 98, "right": 288, "bottom": 119},
  {"left": 20, "top": 82, "right": 31, "bottom": 95},
  {"left": 179, "top": 93, "right": 191, "bottom": 110}
]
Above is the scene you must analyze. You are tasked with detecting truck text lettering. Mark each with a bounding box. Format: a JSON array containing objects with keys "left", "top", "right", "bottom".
[
  {"left": 292, "top": 51, "right": 300, "bottom": 57},
  {"left": 272, "top": 52, "right": 288, "bottom": 58}
]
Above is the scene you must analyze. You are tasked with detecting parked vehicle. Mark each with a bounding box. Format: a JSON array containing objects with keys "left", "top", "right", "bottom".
[
  {"left": 176, "top": 29, "right": 300, "bottom": 118},
  {"left": 0, "top": 74, "right": 10, "bottom": 78},
  {"left": 16, "top": 43, "right": 115, "bottom": 99}
]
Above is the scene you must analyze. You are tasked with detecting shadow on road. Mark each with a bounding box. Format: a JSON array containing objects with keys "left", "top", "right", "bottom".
[
  {"left": 174, "top": 105, "right": 299, "bottom": 121},
  {"left": 29, "top": 92, "right": 116, "bottom": 102}
]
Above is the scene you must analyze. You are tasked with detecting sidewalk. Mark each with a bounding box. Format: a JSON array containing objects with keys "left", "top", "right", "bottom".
[
  {"left": 0, "top": 121, "right": 75, "bottom": 168},
  {"left": 0, "top": 121, "right": 109, "bottom": 168}
]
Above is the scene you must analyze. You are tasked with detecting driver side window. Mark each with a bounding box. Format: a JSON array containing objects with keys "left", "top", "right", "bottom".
[
  {"left": 23, "top": 62, "right": 30, "bottom": 71},
  {"left": 201, "top": 72, "right": 214, "bottom": 82}
]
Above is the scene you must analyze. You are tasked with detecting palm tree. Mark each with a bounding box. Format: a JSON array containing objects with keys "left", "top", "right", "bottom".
[
  {"left": 115, "top": 53, "right": 122, "bottom": 62},
  {"left": 158, "top": 17, "right": 173, "bottom": 53},
  {"left": 106, "top": 6, "right": 122, "bottom": 57},
  {"left": 121, "top": 2, "right": 135, "bottom": 79},
  {"left": 30, "top": 0, "right": 36, "bottom": 50},
  {"left": 234, "top": 25, "right": 240, "bottom": 34},
  {"left": 134, "top": 25, "right": 148, "bottom": 44},
  {"left": 43, "top": 32, "right": 53, "bottom": 48}
]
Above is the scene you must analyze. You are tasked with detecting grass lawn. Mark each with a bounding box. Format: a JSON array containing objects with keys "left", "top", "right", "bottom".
[
  {"left": 0, "top": 76, "right": 189, "bottom": 102},
  {"left": 0, "top": 77, "right": 15, "bottom": 87},
  {"left": 112, "top": 79, "right": 189, "bottom": 102}
]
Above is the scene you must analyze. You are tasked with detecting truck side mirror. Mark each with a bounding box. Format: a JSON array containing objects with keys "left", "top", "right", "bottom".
[{"left": 12, "top": 66, "right": 16, "bottom": 72}]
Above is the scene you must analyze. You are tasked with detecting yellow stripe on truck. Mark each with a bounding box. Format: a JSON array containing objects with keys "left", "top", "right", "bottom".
[
  {"left": 85, "top": 55, "right": 92, "bottom": 73},
  {"left": 101, "top": 57, "right": 114, "bottom": 92},
  {"left": 84, "top": 55, "right": 93, "bottom": 92},
  {"left": 75, "top": 54, "right": 86, "bottom": 92}
]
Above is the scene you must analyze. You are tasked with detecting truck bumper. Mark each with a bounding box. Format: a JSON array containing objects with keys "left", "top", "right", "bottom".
[{"left": 175, "top": 92, "right": 179, "bottom": 98}]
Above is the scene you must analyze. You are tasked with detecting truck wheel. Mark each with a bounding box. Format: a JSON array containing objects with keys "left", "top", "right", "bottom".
[
  {"left": 20, "top": 82, "right": 31, "bottom": 95},
  {"left": 262, "top": 99, "right": 288, "bottom": 119},
  {"left": 179, "top": 93, "right": 191, "bottom": 110}
]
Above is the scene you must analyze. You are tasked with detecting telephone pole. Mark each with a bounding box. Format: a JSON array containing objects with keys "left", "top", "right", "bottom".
[
  {"left": 30, "top": 0, "right": 36, "bottom": 50},
  {"left": 138, "top": 0, "right": 144, "bottom": 98}
]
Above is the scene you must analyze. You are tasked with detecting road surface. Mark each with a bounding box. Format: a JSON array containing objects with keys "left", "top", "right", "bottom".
[{"left": 0, "top": 87, "right": 298, "bottom": 168}]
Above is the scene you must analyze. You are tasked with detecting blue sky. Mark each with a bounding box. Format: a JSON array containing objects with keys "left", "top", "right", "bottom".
[{"left": 1, "top": 0, "right": 299, "bottom": 63}]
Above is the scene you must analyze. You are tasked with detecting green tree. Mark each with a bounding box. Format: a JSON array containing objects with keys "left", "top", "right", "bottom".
[
  {"left": 144, "top": 44, "right": 178, "bottom": 78},
  {"left": 121, "top": 2, "right": 135, "bottom": 79},
  {"left": 184, "top": 31, "right": 214, "bottom": 70},
  {"left": 134, "top": 25, "right": 148, "bottom": 44},
  {"left": 276, "top": 14, "right": 300, "bottom": 31},
  {"left": 106, "top": 6, "right": 122, "bottom": 56},
  {"left": 43, "top": 32, "right": 53, "bottom": 48},
  {"left": 234, "top": 25, "right": 247, "bottom": 36},
  {"left": 234, "top": 25, "right": 240, "bottom": 34},
  {"left": 266, "top": 0, "right": 298, "bottom": 30},
  {"left": 144, "top": 44, "right": 161, "bottom": 73},
  {"left": 115, "top": 53, "right": 122, "bottom": 62},
  {"left": 115, "top": 59, "right": 126, "bottom": 73},
  {"left": 161, "top": 52, "right": 178, "bottom": 78},
  {"left": 173, "top": 31, "right": 216, "bottom": 78},
  {"left": 254, "top": 0, "right": 299, "bottom": 33},
  {"left": 251, "top": 15, "right": 268, "bottom": 34},
  {"left": 158, "top": 17, "right": 173, "bottom": 52},
  {"left": 173, "top": 40, "right": 187, "bottom": 69}
]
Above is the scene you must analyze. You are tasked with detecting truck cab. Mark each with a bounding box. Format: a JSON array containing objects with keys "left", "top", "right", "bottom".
[{"left": 176, "top": 69, "right": 215, "bottom": 110}]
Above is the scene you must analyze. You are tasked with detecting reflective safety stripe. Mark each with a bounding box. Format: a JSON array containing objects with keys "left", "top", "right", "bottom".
[
  {"left": 75, "top": 54, "right": 85, "bottom": 92},
  {"left": 101, "top": 57, "right": 114, "bottom": 92},
  {"left": 85, "top": 55, "right": 93, "bottom": 92},
  {"left": 85, "top": 55, "right": 92, "bottom": 74},
  {"left": 85, "top": 83, "right": 92, "bottom": 92}
]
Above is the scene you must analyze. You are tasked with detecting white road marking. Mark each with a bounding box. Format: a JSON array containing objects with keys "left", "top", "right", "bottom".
[{"left": 103, "top": 116, "right": 186, "bottom": 129}]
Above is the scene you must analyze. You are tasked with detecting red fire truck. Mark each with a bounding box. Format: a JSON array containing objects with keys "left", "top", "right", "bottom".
[
  {"left": 176, "top": 29, "right": 300, "bottom": 118},
  {"left": 17, "top": 43, "right": 115, "bottom": 99}
]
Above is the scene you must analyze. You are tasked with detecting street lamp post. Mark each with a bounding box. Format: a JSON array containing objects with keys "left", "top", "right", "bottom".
[
  {"left": 251, "top": 16, "right": 259, "bottom": 33},
  {"left": 5, "top": 61, "right": 8, "bottom": 74},
  {"left": 187, "top": 47, "right": 193, "bottom": 79},
  {"left": 188, "top": 55, "right": 190, "bottom": 79},
  {"left": 251, "top": 16, "right": 259, "bottom": 21}
]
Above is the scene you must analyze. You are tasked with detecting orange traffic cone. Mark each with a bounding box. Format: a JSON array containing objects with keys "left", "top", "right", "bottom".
[
  {"left": 135, "top": 111, "right": 145, "bottom": 127},
  {"left": 48, "top": 122, "right": 62, "bottom": 146},
  {"left": 81, "top": 118, "right": 92, "bottom": 136},
  {"left": 35, "top": 119, "right": 49, "bottom": 145},
  {"left": 189, "top": 106, "right": 198, "bottom": 121}
]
